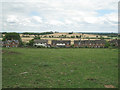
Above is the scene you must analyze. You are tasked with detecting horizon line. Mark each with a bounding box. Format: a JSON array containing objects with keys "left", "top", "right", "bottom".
[{"left": 0, "top": 31, "right": 118, "bottom": 33}]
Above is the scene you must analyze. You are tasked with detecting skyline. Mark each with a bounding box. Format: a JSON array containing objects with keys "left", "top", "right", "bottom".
[{"left": 1, "top": 0, "right": 118, "bottom": 33}]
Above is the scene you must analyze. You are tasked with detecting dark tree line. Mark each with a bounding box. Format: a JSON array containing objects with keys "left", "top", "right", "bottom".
[{"left": 22, "top": 31, "right": 54, "bottom": 35}]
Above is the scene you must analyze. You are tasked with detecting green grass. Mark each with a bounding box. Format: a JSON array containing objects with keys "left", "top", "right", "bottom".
[{"left": 2, "top": 48, "right": 118, "bottom": 88}]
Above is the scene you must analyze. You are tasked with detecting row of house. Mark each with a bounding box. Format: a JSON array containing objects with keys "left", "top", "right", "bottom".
[
  {"left": 33, "top": 39, "right": 118, "bottom": 48},
  {"left": 1, "top": 39, "right": 118, "bottom": 48},
  {"left": 1, "top": 40, "right": 19, "bottom": 47}
]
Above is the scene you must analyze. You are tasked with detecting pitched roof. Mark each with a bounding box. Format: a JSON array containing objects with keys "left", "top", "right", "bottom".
[
  {"left": 34, "top": 39, "right": 48, "bottom": 43},
  {"left": 3, "top": 40, "right": 19, "bottom": 44},
  {"left": 74, "top": 40, "right": 106, "bottom": 44},
  {"left": 52, "top": 40, "right": 71, "bottom": 43}
]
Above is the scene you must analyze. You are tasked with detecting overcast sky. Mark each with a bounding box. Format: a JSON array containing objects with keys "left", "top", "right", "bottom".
[{"left": 1, "top": 0, "right": 118, "bottom": 33}]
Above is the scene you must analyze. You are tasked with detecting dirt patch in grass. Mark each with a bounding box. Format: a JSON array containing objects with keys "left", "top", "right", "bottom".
[
  {"left": 8, "top": 51, "right": 21, "bottom": 54},
  {"left": 2, "top": 50, "right": 6, "bottom": 54},
  {"left": 104, "top": 85, "right": 115, "bottom": 88},
  {"left": 2, "top": 50, "right": 21, "bottom": 55}
]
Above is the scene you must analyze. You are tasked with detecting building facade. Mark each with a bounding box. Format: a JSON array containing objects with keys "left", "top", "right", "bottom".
[
  {"left": 3, "top": 40, "right": 19, "bottom": 47},
  {"left": 51, "top": 40, "right": 71, "bottom": 47},
  {"left": 33, "top": 39, "right": 48, "bottom": 47},
  {"left": 74, "top": 40, "right": 106, "bottom": 48}
]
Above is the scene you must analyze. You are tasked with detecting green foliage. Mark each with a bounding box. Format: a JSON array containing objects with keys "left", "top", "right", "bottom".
[
  {"left": 37, "top": 46, "right": 46, "bottom": 48},
  {"left": 2, "top": 33, "right": 20, "bottom": 41},
  {"left": 104, "top": 41, "right": 110, "bottom": 48},
  {"left": 34, "top": 36, "right": 40, "bottom": 39},
  {"left": 68, "top": 32, "right": 73, "bottom": 34},
  {"left": 22, "top": 31, "right": 53, "bottom": 35},
  {"left": 71, "top": 36, "right": 75, "bottom": 38},
  {"left": 76, "top": 35, "right": 81, "bottom": 38},
  {"left": 100, "top": 36, "right": 104, "bottom": 40},
  {"left": 26, "top": 39, "right": 34, "bottom": 46},
  {"left": 70, "top": 44, "right": 74, "bottom": 48},
  {"left": 59, "top": 35, "right": 67, "bottom": 38}
]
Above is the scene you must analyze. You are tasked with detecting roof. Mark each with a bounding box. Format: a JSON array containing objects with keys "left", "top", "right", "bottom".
[
  {"left": 109, "top": 39, "right": 118, "bottom": 43},
  {"left": 34, "top": 39, "right": 48, "bottom": 43},
  {"left": 52, "top": 40, "right": 71, "bottom": 43},
  {"left": 74, "top": 40, "right": 106, "bottom": 44},
  {"left": 3, "top": 40, "right": 19, "bottom": 44}
]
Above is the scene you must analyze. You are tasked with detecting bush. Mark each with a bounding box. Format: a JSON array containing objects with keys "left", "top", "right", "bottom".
[
  {"left": 37, "top": 46, "right": 46, "bottom": 48},
  {"left": 104, "top": 41, "right": 110, "bottom": 48}
]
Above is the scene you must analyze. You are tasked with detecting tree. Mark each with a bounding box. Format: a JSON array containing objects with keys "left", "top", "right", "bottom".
[
  {"left": 71, "top": 36, "right": 75, "bottom": 38},
  {"left": 34, "top": 36, "right": 40, "bottom": 39},
  {"left": 104, "top": 41, "right": 110, "bottom": 48},
  {"left": 76, "top": 35, "right": 79, "bottom": 38},
  {"left": 80, "top": 35, "right": 81, "bottom": 38},
  {"left": 100, "top": 36, "right": 104, "bottom": 40},
  {"left": 96, "top": 35, "right": 98, "bottom": 38},
  {"left": 68, "top": 32, "right": 73, "bottom": 34},
  {"left": 26, "top": 39, "right": 34, "bottom": 46}
]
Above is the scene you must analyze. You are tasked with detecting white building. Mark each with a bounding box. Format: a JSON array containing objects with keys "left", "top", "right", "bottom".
[{"left": 33, "top": 39, "right": 48, "bottom": 47}]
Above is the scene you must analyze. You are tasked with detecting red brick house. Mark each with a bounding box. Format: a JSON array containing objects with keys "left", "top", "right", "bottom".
[
  {"left": 3, "top": 39, "right": 19, "bottom": 47},
  {"left": 74, "top": 40, "right": 106, "bottom": 48}
]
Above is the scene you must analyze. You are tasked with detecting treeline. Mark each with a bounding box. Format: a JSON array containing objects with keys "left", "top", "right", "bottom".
[
  {"left": 2, "top": 32, "right": 54, "bottom": 35},
  {"left": 78, "top": 32, "right": 118, "bottom": 37},
  {"left": 22, "top": 32, "right": 54, "bottom": 35}
]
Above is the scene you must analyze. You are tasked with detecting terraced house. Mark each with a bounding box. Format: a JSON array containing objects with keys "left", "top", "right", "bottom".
[
  {"left": 3, "top": 39, "right": 19, "bottom": 47},
  {"left": 74, "top": 40, "right": 106, "bottom": 48},
  {"left": 52, "top": 40, "right": 71, "bottom": 47},
  {"left": 33, "top": 39, "right": 49, "bottom": 47}
]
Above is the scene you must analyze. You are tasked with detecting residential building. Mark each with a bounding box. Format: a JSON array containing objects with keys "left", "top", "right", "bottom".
[
  {"left": 74, "top": 40, "right": 106, "bottom": 48},
  {"left": 51, "top": 40, "right": 71, "bottom": 47},
  {"left": 3, "top": 39, "right": 19, "bottom": 47},
  {"left": 33, "top": 39, "right": 48, "bottom": 47}
]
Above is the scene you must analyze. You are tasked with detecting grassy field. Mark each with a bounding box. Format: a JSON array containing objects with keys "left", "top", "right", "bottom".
[{"left": 2, "top": 48, "right": 118, "bottom": 88}]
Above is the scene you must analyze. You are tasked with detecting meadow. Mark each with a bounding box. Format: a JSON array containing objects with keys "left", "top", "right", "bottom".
[{"left": 2, "top": 48, "right": 118, "bottom": 88}]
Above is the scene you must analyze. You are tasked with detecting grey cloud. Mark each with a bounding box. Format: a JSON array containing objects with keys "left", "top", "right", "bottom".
[{"left": 1, "top": 0, "right": 118, "bottom": 32}]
